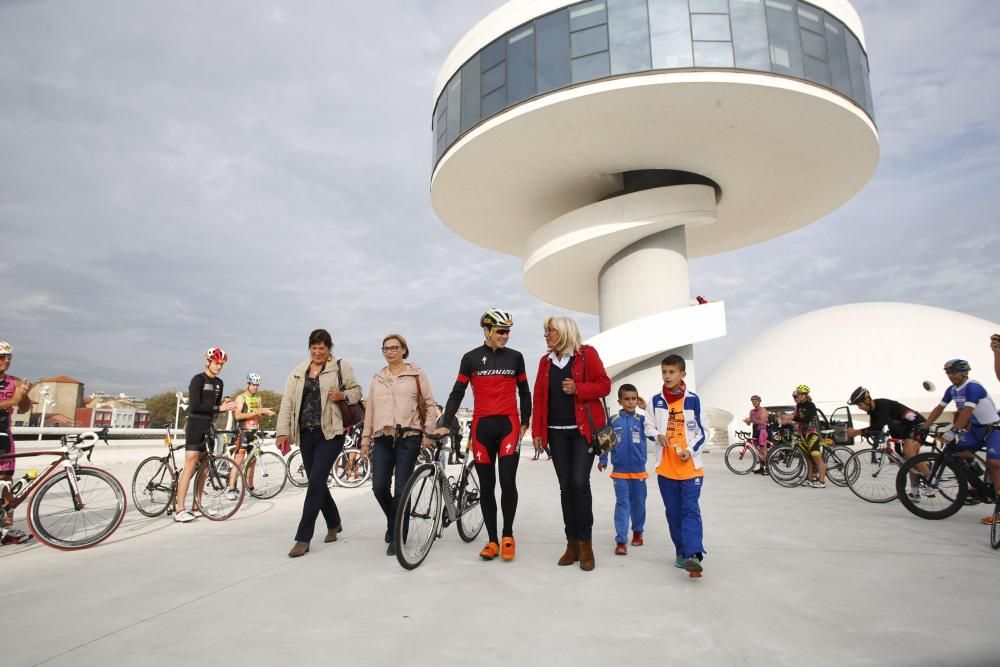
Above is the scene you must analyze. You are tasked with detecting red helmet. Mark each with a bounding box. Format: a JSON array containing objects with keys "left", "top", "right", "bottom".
[{"left": 206, "top": 347, "right": 228, "bottom": 363}]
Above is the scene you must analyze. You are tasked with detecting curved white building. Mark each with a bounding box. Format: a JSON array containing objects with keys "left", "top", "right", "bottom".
[
  {"left": 699, "top": 302, "right": 1000, "bottom": 426},
  {"left": 431, "top": 0, "right": 879, "bottom": 391}
]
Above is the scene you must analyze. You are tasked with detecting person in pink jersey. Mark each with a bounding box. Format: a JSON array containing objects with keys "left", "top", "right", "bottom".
[{"left": 0, "top": 341, "right": 34, "bottom": 545}]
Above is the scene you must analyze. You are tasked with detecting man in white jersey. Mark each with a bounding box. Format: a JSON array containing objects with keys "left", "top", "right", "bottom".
[{"left": 921, "top": 358, "right": 1000, "bottom": 525}]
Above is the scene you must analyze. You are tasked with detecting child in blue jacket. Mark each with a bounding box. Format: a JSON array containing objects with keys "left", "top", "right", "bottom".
[{"left": 598, "top": 384, "right": 657, "bottom": 555}]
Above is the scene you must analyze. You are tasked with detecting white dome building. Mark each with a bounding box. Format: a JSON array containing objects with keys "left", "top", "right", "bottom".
[{"left": 699, "top": 303, "right": 1000, "bottom": 432}]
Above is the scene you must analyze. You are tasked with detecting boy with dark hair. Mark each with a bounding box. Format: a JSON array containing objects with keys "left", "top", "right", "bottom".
[
  {"left": 645, "top": 355, "right": 707, "bottom": 578},
  {"left": 598, "top": 383, "right": 656, "bottom": 555}
]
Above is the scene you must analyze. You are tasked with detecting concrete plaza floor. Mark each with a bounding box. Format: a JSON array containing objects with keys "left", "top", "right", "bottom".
[{"left": 3, "top": 445, "right": 999, "bottom": 667}]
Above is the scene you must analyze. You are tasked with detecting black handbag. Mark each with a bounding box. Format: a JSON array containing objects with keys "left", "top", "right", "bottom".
[
  {"left": 335, "top": 359, "right": 365, "bottom": 428},
  {"left": 580, "top": 349, "right": 616, "bottom": 456}
]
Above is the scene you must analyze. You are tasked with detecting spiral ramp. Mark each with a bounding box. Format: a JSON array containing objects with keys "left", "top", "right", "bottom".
[{"left": 523, "top": 182, "right": 727, "bottom": 390}]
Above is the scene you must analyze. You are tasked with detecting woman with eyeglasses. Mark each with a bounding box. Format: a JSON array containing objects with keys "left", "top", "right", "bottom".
[
  {"left": 360, "top": 334, "right": 438, "bottom": 556},
  {"left": 531, "top": 316, "right": 611, "bottom": 571},
  {"left": 438, "top": 309, "right": 531, "bottom": 562}
]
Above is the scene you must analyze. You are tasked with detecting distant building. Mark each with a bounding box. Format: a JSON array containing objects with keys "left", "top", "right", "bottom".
[
  {"left": 76, "top": 392, "right": 152, "bottom": 429},
  {"left": 18, "top": 376, "right": 85, "bottom": 427}
]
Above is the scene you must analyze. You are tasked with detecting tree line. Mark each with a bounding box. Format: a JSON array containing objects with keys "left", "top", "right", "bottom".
[{"left": 144, "top": 389, "right": 283, "bottom": 431}]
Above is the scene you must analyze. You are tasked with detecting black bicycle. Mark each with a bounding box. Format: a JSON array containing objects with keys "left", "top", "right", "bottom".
[
  {"left": 896, "top": 424, "right": 996, "bottom": 521},
  {"left": 393, "top": 427, "right": 484, "bottom": 570}
]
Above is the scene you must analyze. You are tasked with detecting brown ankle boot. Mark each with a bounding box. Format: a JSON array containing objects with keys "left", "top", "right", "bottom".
[
  {"left": 288, "top": 541, "right": 310, "bottom": 558},
  {"left": 579, "top": 540, "right": 596, "bottom": 571},
  {"left": 557, "top": 540, "right": 580, "bottom": 566}
]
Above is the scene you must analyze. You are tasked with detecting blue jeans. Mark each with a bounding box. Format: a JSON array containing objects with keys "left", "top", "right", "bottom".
[
  {"left": 294, "top": 429, "right": 344, "bottom": 543},
  {"left": 657, "top": 475, "right": 705, "bottom": 559},
  {"left": 371, "top": 435, "right": 421, "bottom": 541},
  {"left": 613, "top": 477, "right": 647, "bottom": 544}
]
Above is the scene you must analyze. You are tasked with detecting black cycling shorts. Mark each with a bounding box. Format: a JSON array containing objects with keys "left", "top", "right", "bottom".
[{"left": 184, "top": 417, "right": 212, "bottom": 452}]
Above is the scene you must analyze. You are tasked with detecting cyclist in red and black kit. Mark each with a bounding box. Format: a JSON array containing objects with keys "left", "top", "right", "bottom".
[{"left": 438, "top": 309, "right": 531, "bottom": 562}]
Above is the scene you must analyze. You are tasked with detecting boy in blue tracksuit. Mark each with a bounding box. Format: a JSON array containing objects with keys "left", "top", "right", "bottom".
[{"left": 598, "top": 384, "right": 657, "bottom": 555}]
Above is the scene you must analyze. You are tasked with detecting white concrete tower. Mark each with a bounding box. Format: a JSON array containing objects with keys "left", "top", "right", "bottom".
[{"left": 430, "top": 0, "right": 879, "bottom": 391}]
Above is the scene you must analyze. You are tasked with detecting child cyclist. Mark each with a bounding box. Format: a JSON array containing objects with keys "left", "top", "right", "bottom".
[
  {"left": 598, "top": 383, "right": 656, "bottom": 555},
  {"left": 227, "top": 373, "right": 275, "bottom": 498},
  {"left": 0, "top": 341, "right": 34, "bottom": 545},
  {"left": 646, "top": 355, "right": 707, "bottom": 578}
]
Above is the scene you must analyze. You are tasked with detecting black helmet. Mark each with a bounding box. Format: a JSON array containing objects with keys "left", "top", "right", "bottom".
[
  {"left": 480, "top": 308, "right": 513, "bottom": 329},
  {"left": 848, "top": 386, "right": 869, "bottom": 405},
  {"left": 943, "top": 359, "right": 971, "bottom": 373}
]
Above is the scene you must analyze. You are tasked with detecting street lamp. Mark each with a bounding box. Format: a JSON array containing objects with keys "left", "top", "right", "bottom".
[
  {"left": 38, "top": 386, "right": 51, "bottom": 440},
  {"left": 174, "top": 391, "right": 189, "bottom": 431}
]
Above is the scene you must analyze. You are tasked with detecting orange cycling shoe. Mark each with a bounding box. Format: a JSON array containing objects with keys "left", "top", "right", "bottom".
[
  {"left": 479, "top": 541, "right": 500, "bottom": 560},
  {"left": 500, "top": 536, "right": 516, "bottom": 561}
]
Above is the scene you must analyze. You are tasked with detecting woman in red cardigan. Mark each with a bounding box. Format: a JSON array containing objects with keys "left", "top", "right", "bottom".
[{"left": 532, "top": 316, "right": 611, "bottom": 571}]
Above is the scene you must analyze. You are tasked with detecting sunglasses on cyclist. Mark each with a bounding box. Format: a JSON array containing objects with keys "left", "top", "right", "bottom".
[{"left": 494, "top": 329, "right": 511, "bottom": 336}]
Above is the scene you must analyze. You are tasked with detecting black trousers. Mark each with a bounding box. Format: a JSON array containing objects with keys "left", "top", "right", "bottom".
[
  {"left": 548, "top": 428, "right": 595, "bottom": 541},
  {"left": 294, "top": 428, "right": 344, "bottom": 543},
  {"left": 371, "top": 434, "right": 421, "bottom": 541}
]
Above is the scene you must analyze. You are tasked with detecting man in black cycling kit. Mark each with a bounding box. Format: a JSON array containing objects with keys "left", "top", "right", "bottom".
[
  {"left": 438, "top": 309, "right": 531, "bottom": 562},
  {"left": 846, "top": 386, "right": 928, "bottom": 500}
]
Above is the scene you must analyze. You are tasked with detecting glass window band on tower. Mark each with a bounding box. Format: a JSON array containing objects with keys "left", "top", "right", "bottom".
[{"left": 433, "top": 0, "right": 873, "bottom": 166}]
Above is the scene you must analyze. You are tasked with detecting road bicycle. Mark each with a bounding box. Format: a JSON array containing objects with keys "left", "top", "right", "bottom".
[
  {"left": 990, "top": 497, "right": 1000, "bottom": 550},
  {"left": 393, "top": 428, "right": 484, "bottom": 570},
  {"left": 131, "top": 424, "right": 246, "bottom": 520},
  {"left": 225, "top": 430, "right": 287, "bottom": 499},
  {"left": 766, "top": 430, "right": 853, "bottom": 488},
  {"left": 331, "top": 425, "right": 370, "bottom": 488},
  {"left": 0, "top": 428, "right": 126, "bottom": 550},
  {"left": 724, "top": 429, "right": 769, "bottom": 475},
  {"left": 895, "top": 424, "right": 997, "bottom": 521},
  {"left": 842, "top": 425, "right": 950, "bottom": 504}
]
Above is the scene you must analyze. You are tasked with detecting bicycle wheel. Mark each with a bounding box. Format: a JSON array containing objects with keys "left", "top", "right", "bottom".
[
  {"left": 331, "top": 449, "right": 369, "bottom": 489},
  {"left": 456, "top": 461, "right": 484, "bottom": 542},
  {"left": 991, "top": 502, "right": 1000, "bottom": 550},
  {"left": 896, "top": 452, "right": 966, "bottom": 520},
  {"left": 28, "top": 467, "right": 127, "bottom": 550},
  {"left": 845, "top": 448, "right": 900, "bottom": 503},
  {"left": 131, "top": 456, "right": 174, "bottom": 517},
  {"left": 394, "top": 463, "right": 442, "bottom": 570},
  {"left": 286, "top": 450, "right": 308, "bottom": 488},
  {"left": 823, "top": 446, "right": 853, "bottom": 487},
  {"left": 195, "top": 455, "right": 246, "bottom": 520},
  {"left": 248, "top": 451, "right": 287, "bottom": 499},
  {"left": 724, "top": 443, "right": 758, "bottom": 475},
  {"left": 767, "top": 445, "right": 807, "bottom": 488}
]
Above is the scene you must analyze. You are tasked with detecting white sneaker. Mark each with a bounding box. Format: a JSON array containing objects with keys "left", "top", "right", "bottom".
[
  {"left": 226, "top": 489, "right": 239, "bottom": 501},
  {"left": 907, "top": 489, "right": 921, "bottom": 502},
  {"left": 813, "top": 481, "right": 827, "bottom": 489},
  {"left": 923, "top": 487, "right": 936, "bottom": 498},
  {"left": 174, "top": 510, "right": 197, "bottom": 523},
  {"left": 804, "top": 480, "right": 817, "bottom": 488}
]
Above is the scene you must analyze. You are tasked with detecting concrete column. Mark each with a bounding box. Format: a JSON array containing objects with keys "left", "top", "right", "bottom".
[{"left": 597, "top": 225, "right": 695, "bottom": 393}]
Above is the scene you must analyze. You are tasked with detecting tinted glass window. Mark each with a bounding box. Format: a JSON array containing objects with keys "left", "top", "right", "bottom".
[
  {"left": 690, "top": 0, "right": 729, "bottom": 11},
  {"left": 482, "top": 37, "right": 506, "bottom": 71},
  {"left": 460, "top": 54, "right": 481, "bottom": 133},
  {"left": 765, "top": 0, "right": 803, "bottom": 75},
  {"left": 570, "top": 1, "right": 608, "bottom": 31},
  {"left": 445, "top": 73, "right": 461, "bottom": 146},
  {"left": 608, "top": 0, "right": 652, "bottom": 74},
  {"left": 572, "top": 50, "right": 611, "bottom": 82},
  {"left": 845, "top": 31, "right": 866, "bottom": 107},
  {"left": 537, "top": 10, "right": 572, "bottom": 92},
  {"left": 482, "top": 62, "right": 506, "bottom": 95},
  {"left": 796, "top": 2, "right": 822, "bottom": 33},
  {"left": 507, "top": 26, "right": 536, "bottom": 104},
  {"left": 649, "top": 0, "right": 694, "bottom": 68},
  {"left": 691, "top": 13, "right": 732, "bottom": 41},
  {"left": 803, "top": 54, "right": 831, "bottom": 85},
  {"left": 481, "top": 87, "right": 506, "bottom": 117},
  {"left": 800, "top": 28, "right": 827, "bottom": 60},
  {"left": 731, "top": 0, "right": 770, "bottom": 70},
  {"left": 694, "top": 40, "right": 735, "bottom": 67},
  {"left": 825, "top": 18, "right": 851, "bottom": 97},
  {"left": 572, "top": 23, "right": 610, "bottom": 57}
]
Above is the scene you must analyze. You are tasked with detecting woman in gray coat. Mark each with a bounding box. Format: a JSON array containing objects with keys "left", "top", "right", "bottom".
[{"left": 276, "top": 329, "right": 363, "bottom": 558}]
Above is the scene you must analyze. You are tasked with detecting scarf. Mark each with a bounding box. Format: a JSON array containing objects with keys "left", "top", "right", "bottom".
[{"left": 663, "top": 381, "right": 686, "bottom": 400}]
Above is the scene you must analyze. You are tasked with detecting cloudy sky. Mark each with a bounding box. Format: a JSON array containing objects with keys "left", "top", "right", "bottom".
[{"left": 2, "top": 0, "right": 998, "bottom": 405}]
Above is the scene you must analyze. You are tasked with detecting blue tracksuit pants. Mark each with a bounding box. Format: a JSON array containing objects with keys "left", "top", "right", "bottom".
[
  {"left": 613, "top": 477, "right": 647, "bottom": 544},
  {"left": 657, "top": 475, "right": 705, "bottom": 559}
]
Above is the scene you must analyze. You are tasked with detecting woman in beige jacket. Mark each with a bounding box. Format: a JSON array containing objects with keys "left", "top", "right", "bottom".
[
  {"left": 276, "top": 329, "right": 363, "bottom": 558},
  {"left": 360, "top": 333, "right": 437, "bottom": 556}
]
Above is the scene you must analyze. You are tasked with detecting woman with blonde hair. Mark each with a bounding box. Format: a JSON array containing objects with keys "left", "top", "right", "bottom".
[
  {"left": 531, "top": 316, "right": 611, "bottom": 571},
  {"left": 360, "top": 333, "right": 438, "bottom": 556}
]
